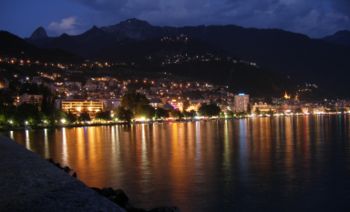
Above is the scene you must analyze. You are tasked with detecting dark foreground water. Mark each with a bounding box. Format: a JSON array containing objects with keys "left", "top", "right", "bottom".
[{"left": 3, "top": 116, "right": 350, "bottom": 211}]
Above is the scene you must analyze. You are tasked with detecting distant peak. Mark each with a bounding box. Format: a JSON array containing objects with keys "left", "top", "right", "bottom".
[
  {"left": 30, "top": 26, "right": 48, "bottom": 40},
  {"left": 118, "top": 18, "right": 152, "bottom": 27},
  {"left": 59, "top": 33, "right": 70, "bottom": 38},
  {"left": 334, "top": 30, "right": 350, "bottom": 35},
  {"left": 82, "top": 25, "right": 105, "bottom": 36},
  {"left": 86, "top": 25, "right": 101, "bottom": 32}
]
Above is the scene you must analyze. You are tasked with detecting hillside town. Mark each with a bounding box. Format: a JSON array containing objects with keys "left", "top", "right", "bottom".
[{"left": 1, "top": 55, "right": 350, "bottom": 128}]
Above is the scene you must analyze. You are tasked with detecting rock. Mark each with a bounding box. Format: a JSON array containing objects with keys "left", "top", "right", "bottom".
[
  {"left": 127, "top": 207, "right": 148, "bottom": 212},
  {"left": 113, "top": 189, "right": 130, "bottom": 208},
  {"left": 148, "top": 207, "right": 179, "bottom": 212},
  {"left": 92, "top": 188, "right": 130, "bottom": 209}
]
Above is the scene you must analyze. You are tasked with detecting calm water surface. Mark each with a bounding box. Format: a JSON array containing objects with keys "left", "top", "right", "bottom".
[{"left": 4, "top": 116, "right": 350, "bottom": 211}]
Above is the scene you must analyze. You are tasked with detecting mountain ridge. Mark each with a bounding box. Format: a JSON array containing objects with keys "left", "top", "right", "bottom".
[
  {"left": 3, "top": 18, "right": 350, "bottom": 97},
  {"left": 0, "top": 30, "right": 79, "bottom": 62},
  {"left": 323, "top": 30, "right": 350, "bottom": 47}
]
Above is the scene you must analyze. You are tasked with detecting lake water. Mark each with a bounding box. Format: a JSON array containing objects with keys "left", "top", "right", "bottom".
[{"left": 3, "top": 116, "right": 350, "bottom": 211}]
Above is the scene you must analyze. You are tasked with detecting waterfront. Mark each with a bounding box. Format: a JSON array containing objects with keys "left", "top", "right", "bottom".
[{"left": 3, "top": 116, "right": 350, "bottom": 211}]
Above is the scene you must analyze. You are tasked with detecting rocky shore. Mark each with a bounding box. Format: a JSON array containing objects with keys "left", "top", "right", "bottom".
[
  {"left": 0, "top": 135, "right": 178, "bottom": 211},
  {"left": 47, "top": 159, "right": 179, "bottom": 212},
  {"left": 0, "top": 135, "right": 123, "bottom": 211}
]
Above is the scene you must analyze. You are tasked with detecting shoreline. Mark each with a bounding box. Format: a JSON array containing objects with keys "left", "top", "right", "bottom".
[{"left": 1, "top": 112, "right": 349, "bottom": 132}]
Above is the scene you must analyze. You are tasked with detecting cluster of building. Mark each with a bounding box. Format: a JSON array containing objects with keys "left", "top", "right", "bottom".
[
  {"left": 0, "top": 55, "right": 126, "bottom": 70},
  {"left": 17, "top": 73, "right": 243, "bottom": 117},
  {"left": 2, "top": 56, "right": 350, "bottom": 120}
]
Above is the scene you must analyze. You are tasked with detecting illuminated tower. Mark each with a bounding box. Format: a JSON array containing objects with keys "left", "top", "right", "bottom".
[
  {"left": 234, "top": 93, "right": 250, "bottom": 113},
  {"left": 284, "top": 91, "right": 291, "bottom": 100}
]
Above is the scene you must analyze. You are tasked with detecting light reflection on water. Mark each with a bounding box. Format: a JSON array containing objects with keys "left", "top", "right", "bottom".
[{"left": 5, "top": 116, "right": 350, "bottom": 211}]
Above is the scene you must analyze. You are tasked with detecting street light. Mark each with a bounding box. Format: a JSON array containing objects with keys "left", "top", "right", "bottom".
[{"left": 60, "top": 118, "right": 67, "bottom": 124}]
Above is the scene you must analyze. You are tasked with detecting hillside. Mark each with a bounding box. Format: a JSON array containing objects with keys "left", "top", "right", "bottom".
[{"left": 0, "top": 31, "right": 79, "bottom": 62}]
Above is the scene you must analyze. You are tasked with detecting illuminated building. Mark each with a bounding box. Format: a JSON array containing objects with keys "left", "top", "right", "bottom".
[
  {"left": 284, "top": 91, "right": 291, "bottom": 100},
  {"left": 0, "top": 76, "right": 9, "bottom": 89},
  {"left": 251, "top": 102, "right": 276, "bottom": 113},
  {"left": 14, "top": 94, "right": 43, "bottom": 109},
  {"left": 149, "top": 98, "right": 163, "bottom": 108},
  {"left": 234, "top": 93, "right": 250, "bottom": 113},
  {"left": 186, "top": 103, "right": 200, "bottom": 112},
  {"left": 170, "top": 99, "right": 184, "bottom": 112},
  {"left": 60, "top": 99, "right": 104, "bottom": 117}
]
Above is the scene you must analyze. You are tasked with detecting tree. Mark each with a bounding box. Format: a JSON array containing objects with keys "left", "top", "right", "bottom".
[
  {"left": 79, "top": 112, "right": 91, "bottom": 122},
  {"left": 121, "top": 92, "right": 149, "bottom": 114},
  {"left": 51, "top": 109, "right": 67, "bottom": 124},
  {"left": 67, "top": 112, "right": 77, "bottom": 123},
  {"left": 170, "top": 109, "right": 183, "bottom": 119},
  {"left": 120, "top": 92, "right": 156, "bottom": 119},
  {"left": 225, "top": 111, "right": 234, "bottom": 118},
  {"left": 116, "top": 107, "right": 133, "bottom": 122},
  {"left": 0, "top": 90, "right": 14, "bottom": 107},
  {"left": 155, "top": 108, "right": 169, "bottom": 119},
  {"left": 135, "top": 104, "right": 155, "bottom": 118},
  {"left": 39, "top": 113, "right": 51, "bottom": 125},
  {"left": 95, "top": 111, "right": 112, "bottom": 121},
  {"left": 198, "top": 103, "right": 221, "bottom": 117},
  {"left": 0, "top": 113, "right": 6, "bottom": 125},
  {"left": 255, "top": 107, "right": 261, "bottom": 115},
  {"left": 295, "top": 108, "right": 303, "bottom": 114},
  {"left": 0, "top": 103, "right": 16, "bottom": 125},
  {"left": 183, "top": 110, "right": 196, "bottom": 118},
  {"left": 15, "top": 103, "right": 41, "bottom": 125}
]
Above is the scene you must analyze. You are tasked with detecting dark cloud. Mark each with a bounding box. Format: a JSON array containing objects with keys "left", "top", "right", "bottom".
[
  {"left": 69, "top": 0, "right": 350, "bottom": 36},
  {"left": 332, "top": 0, "right": 350, "bottom": 13}
]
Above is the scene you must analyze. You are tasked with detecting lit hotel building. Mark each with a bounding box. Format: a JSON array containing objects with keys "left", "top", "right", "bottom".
[
  {"left": 60, "top": 99, "right": 104, "bottom": 117},
  {"left": 234, "top": 93, "right": 250, "bottom": 113}
]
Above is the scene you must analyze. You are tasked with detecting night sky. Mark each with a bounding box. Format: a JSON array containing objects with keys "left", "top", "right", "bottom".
[{"left": 1, "top": 0, "right": 350, "bottom": 38}]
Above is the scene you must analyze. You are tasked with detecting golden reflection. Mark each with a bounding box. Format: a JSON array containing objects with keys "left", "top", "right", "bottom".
[
  {"left": 9, "top": 130, "right": 14, "bottom": 140},
  {"left": 141, "top": 124, "right": 149, "bottom": 168},
  {"left": 25, "top": 130, "right": 30, "bottom": 150},
  {"left": 88, "top": 127, "right": 97, "bottom": 161},
  {"left": 186, "top": 123, "right": 195, "bottom": 162},
  {"left": 169, "top": 122, "right": 194, "bottom": 203},
  {"left": 111, "top": 126, "right": 118, "bottom": 160},
  {"left": 284, "top": 117, "right": 294, "bottom": 170},
  {"left": 302, "top": 116, "right": 311, "bottom": 161},
  {"left": 223, "top": 120, "right": 230, "bottom": 167},
  {"left": 75, "top": 127, "right": 85, "bottom": 173},
  {"left": 9, "top": 117, "right": 349, "bottom": 211},
  {"left": 44, "top": 128, "right": 49, "bottom": 158},
  {"left": 195, "top": 121, "right": 201, "bottom": 160},
  {"left": 222, "top": 120, "right": 233, "bottom": 188},
  {"left": 62, "top": 127, "right": 68, "bottom": 164},
  {"left": 151, "top": 123, "right": 159, "bottom": 165}
]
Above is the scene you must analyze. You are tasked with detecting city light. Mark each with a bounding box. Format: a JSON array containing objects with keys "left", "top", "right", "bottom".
[
  {"left": 134, "top": 117, "right": 149, "bottom": 122},
  {"left": 60, "top": 118, "right": 67, "bottom": 124}
]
